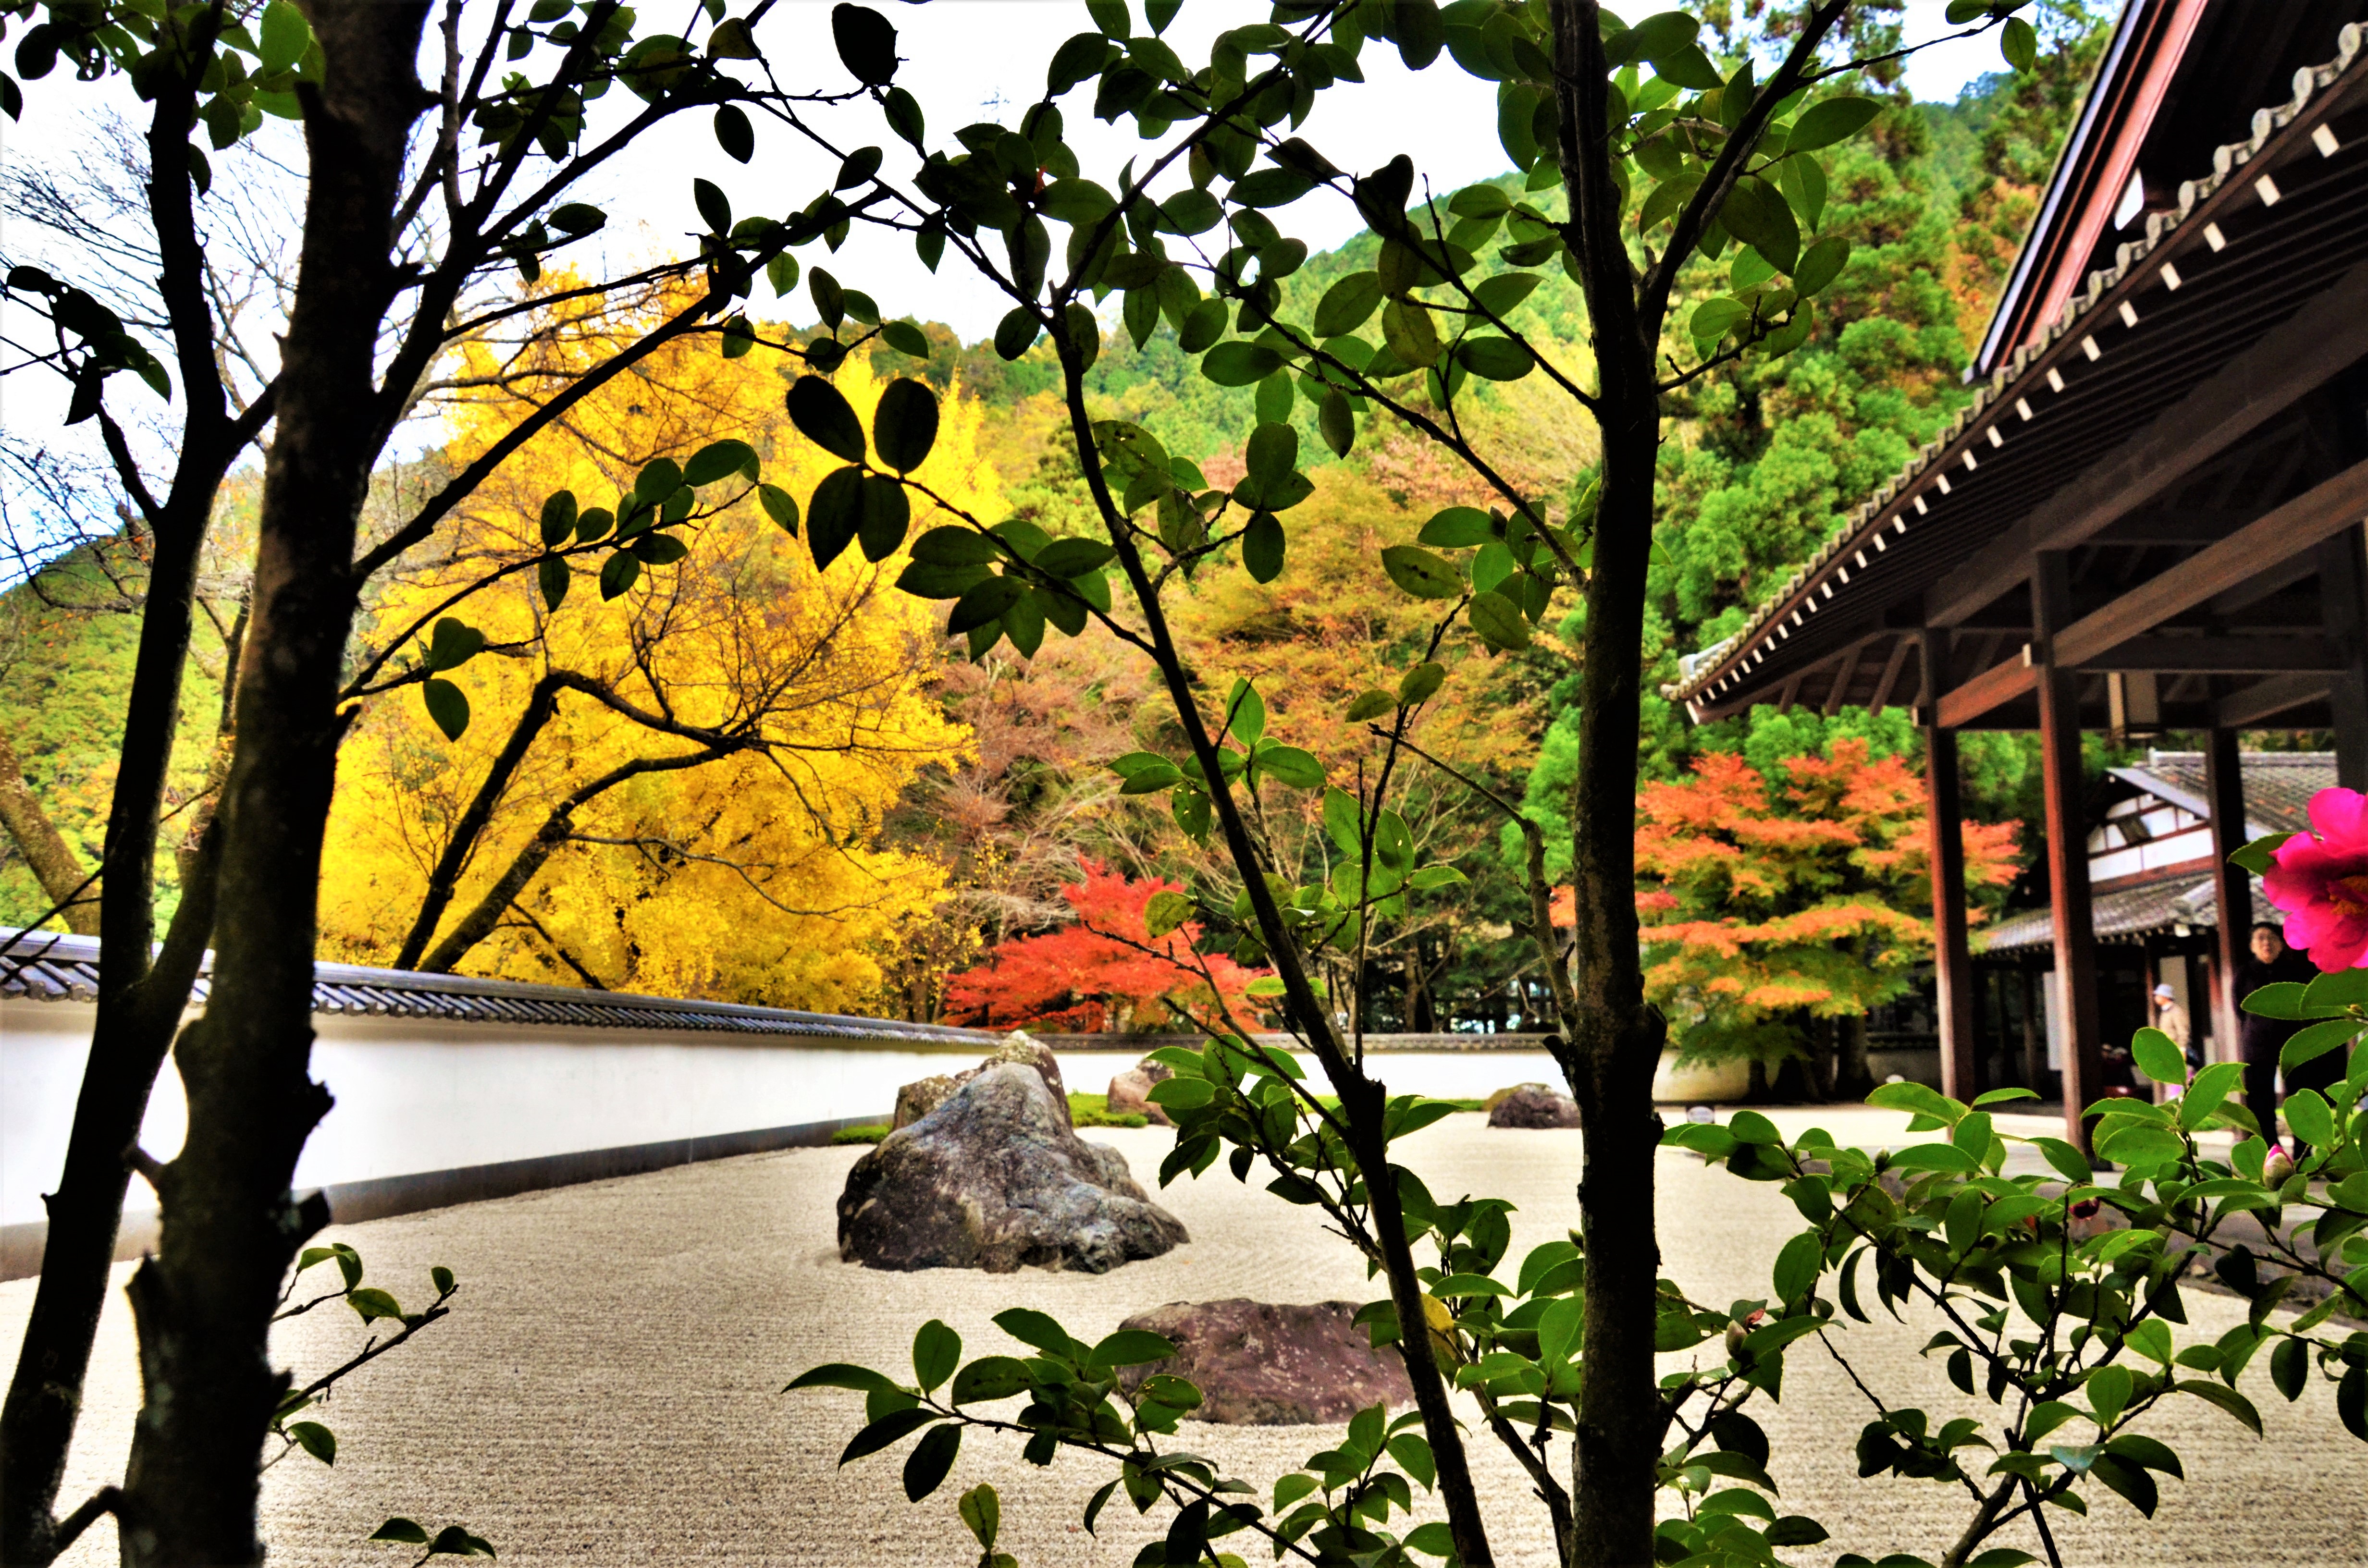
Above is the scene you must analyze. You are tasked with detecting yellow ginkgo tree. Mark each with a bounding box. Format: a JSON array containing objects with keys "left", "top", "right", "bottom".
[{"left": 320, "top": 283, "right": 987, "bottom": 1010}]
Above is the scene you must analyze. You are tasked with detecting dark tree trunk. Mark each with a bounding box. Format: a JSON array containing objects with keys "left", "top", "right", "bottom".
[
  {"left": 1550, "top": 2, "right": 1678, "bottom": 1560},
  {"left": 1, "top": 34, "right": 258, "bottom": 1546},
  {"left": 113, "top": 7, "right": 432, "bottom": 1562}
]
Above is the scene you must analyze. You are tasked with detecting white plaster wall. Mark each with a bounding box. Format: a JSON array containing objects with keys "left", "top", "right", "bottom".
[
  {"left": 0, "top": 1001, "right": 980, "bottom": 1228},
  {"left": 4, "top": 999, "right": 1566, "bottom": 1229}
]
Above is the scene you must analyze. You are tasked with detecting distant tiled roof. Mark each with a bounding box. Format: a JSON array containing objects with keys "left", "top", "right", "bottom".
[
  {"left": 2109, "top": 751, "right": 2336, "bottom": 838},
  {"left": 0, "top": 930, "right": 995, "bottom": 1045},
  {"left": 1980, "top": 868, "right": 2268, "bottom": 955}
]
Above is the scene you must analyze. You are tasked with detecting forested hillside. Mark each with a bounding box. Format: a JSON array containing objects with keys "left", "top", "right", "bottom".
[{"left": 2, "top": 34, "right": 2116, "bottom": 1021}]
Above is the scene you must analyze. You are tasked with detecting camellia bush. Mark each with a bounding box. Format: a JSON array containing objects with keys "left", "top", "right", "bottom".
[{"left": 736, "top": 1, "right": 2368, "bottom": 1565}]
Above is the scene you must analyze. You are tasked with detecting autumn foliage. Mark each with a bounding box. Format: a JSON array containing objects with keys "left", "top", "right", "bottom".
[
  {"left": 943, "top": 859, "right": 1269, "bottom": 1032},
  {"left": 1554, "top": 740, "right": 2018, "bottom": 1064},
  {"left": 317, "top": 282, "right": 988, "bottom": 1009}
]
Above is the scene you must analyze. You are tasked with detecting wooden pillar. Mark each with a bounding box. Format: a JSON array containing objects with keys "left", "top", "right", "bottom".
[
  {"left": 2206, "top": 724, "right": 2252, "bottom": 1060},
  {"left": 2020, "top": 966, "right": 2047, "bottom": 1093},
  {"left": 2320, "top": 526, "right": 2368, "bottom": 791},
  {"left": 1921, "top": 632, "right": 1977, "bottom": 1102},
  {"left": 2033, "top": 552, "right": 2104, "bottom": 1148}
]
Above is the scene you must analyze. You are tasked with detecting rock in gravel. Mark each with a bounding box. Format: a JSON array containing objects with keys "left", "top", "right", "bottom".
[
  {"left": 1487, "top": 1083, "right": 1580, "bottom": 1129},
  {"left": 839, "top": 1063, "right": 1186, "bottom": 1273},
  {"left": 1114, "top": 1299, "right": 1411, "bottom": 1424},
  {"left": 1105, "top": 1056, "right": 1176, "bottom": 1126},
  {"left": 892, "top": 1030, "right": 1070, "bottom": 1131}
]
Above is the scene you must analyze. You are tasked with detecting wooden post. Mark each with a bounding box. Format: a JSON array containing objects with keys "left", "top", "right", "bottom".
[
  {"left": 2320, "top": 526, "right": 2368, "bottom": 791},
  {"left": 1922, "top": 632, "right": 1977, "bottom": 1102},
  {"left": 2206, "top": 725, "right": 2252, "bottom": 1060},
  {"left": 2020, "top": 967, "right": 2047, "bottom": 1093},
  {"left": 2033, "top": 552, "right": 2104, "bottom": 1149}
]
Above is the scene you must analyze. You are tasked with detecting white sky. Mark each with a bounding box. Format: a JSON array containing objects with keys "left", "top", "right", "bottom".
[{"left": 0, "top": 0, "right": 2003, "bottom": 475}]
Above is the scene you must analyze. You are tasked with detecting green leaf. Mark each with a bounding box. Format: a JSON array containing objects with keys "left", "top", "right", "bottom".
[
  {"left": 1219, "top": 678, "right": 1267, "bottom": 746},
  {"left": 1255, "top": 745, "right": 1324, "bottom": 790},
  {"left": 1786, "top": 95, "right": 1882, "bottom": 153},
  {"left": 841, "top": 1406, "right": 938, "bottom": 1465},
  {"left": 2030, "top": 1136, "right": 2092, "bottom": 1183},
  {"left": 1457, "top": 336, "right": 1535, "bottom": 381},
  {"left": 1144, "top": 890, "right": 1194, "bottom": 937},
  {"left": 950, "top": 1356, "right": 1030, "bottom": 1404},
  {"left": 1399, "top": 662, "right": 1445, "bottom": 705},
  {"left": 1772, "top": 1230, "right": 1823, "bottom": 1303},
  {"left": 1718, "top": 175, "right": 1798, "bottom": 274},
  {"left": 786, "top": 376, "right": 866, "bottom": 464},
  {"left": 2283, "top": 1016, "right": 2364, "bottom": 1073},
  {"left": 960, "top": 1483, "right": 1001, "bottom": 1551},
  {"left": 1345, "top": 688, "right": 1394, "bottom": 722},
  {"left": 758, "top": 485, "right": 800, "bottom": 536},
  {"left": 539, "top": 490, "right": 579, "bottom": 548},
  {"left": 948, "top": 576, "right": 1022, "bottom": 635},
  {"left": 1035, "top": 538, "right": 1115, "bottom": 578},
  {"left": 2179, "top": 1059, "right": 2245, "bottom": 1128},
  {"left": 1794, "top": 235, "right": 1850, "bottom": 295},
  {"left": 903, "top": 1422, "right": 961, "bottom": 1501},
  {"left": 2301, "top": 967, "right": 2368, "bottom": 1009},
  {"left": 1419, "top": 506, "right": 1493, "bottom": 547},
  {"left": 1243, "top": 511, "right": 1285, "bottom": 583},
  {"left": 2002, "top": 14, "right": 2037, "bottom": 73},
  {"left": 2086, "top": 1363, "right": 2133, "bottom": 1426},
  {"left": 287, "top": 1420, "right": 336, "bottom": 1465},
  {"left": 2228, "top": 832, "right": 2294, "bottom": 873},
  {"left": 682, "top": 439, "right": 756, "bottom": 487},
  {"left": 913, "top": 1320, "right": 962, "bottom": 1392},
  {"left": 1089, "top": 1329, "right": 1177, "bottom": 1368},
  {"left": 2130, "top": 1027, "right": 2187, "bottom": 1088},
  {"left": 1467, "top": 590, "right": 1531, "bottom": 650},
  {"left": 424, "top": 1525, "right": 495, "bottom": 1559},
  {"left": 259, "top": 0, "right": 311, "bottom": 75},
  {"left": 992, "top": 1308, "right": 1078, "bottom": 1358},
  {"left": 346, "top": 1287, "right": 404, "bottom": 1323},
  {"left": 1381, "top": 545, "right": 1463, "bottom": 600},
  {"left": 993, "top": 307, "right": 1040, "bottom": 361},
  {"left": 370, "top": 1519, "right": 429, "bottom": 1545},
  {"left": 421, "top": 679, "right": 469, "bottom": 742},
  {"left": 1314, "top": 271, "right": 1384, "bottom": 337},
  {"left": 873, "top": 379, "right": 940, "bottom": 473},
  {"left": 1202, "top": 341, "right": 1284, "bottom": 386},
  {"left": 1867, "top": 1080, "right": 1963, "bottom": 1123},
  {"left": 692, "top": 177, "right": 732, "bottom": 235},
  {"left": 832, "top": 2, "right": 900, "bottom": 84},
  {"left": 2174, "top": 1379, "right": 2262, "bottom": 1435},
  {"left": 428, "top": 617, "right": 485, "bottom": 672},
  {"left": 713, "top": 103, "right": 754, "bottom": 162}
]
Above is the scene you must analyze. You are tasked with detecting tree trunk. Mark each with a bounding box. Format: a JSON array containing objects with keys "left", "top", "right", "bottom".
[
  {"left": 2, "top": 492, "right": 228, "bottom": 1566},
  {"left": 113, "top": 7, "right": 431, "bottom": 1562},
  {"left": 1838, "top": 1012, "right": 1873, "bottom": 1099},
  {"left": 0, "top": 734, "right": 100, "bottom": 936},
  {"left": 1551, "top": 2, "right": 1677, "bottom": 1560}
]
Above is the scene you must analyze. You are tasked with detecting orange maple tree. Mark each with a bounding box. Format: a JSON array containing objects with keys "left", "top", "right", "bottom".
[
  {"left": 1554, "top": 740, "right": 2019, "bottom": 1066},
  {"left": 943, "top": 859, "right": 1270, "bottom": 1032}
]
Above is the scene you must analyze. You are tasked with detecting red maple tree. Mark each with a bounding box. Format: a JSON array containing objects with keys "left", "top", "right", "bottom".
[{"left": 943, "top": 859, "right": 1270, "bottom": 1032}]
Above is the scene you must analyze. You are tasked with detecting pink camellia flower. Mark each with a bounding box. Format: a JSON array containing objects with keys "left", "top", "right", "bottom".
[{"left": 2263, "top": 786, "right": 2368, "bottom": 972}]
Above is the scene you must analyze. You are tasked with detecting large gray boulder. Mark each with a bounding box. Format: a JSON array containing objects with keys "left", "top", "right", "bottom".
[
  {"left": 1487, "top": 1083, "right": 1579, "bottom": 1129},
  {"left": 839, "top": 1064, "right": 1186, "bottom": 1273},
  {"left": 892, "top": 1031, "right": 1070, "bottom": 1130},
  {"left": 1115, "top": 1299, "right": 1411, "bottom": 1425}
]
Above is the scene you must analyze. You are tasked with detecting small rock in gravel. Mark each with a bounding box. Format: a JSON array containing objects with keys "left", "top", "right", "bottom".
[
  {"left": 1106, "top": 1056, "right": 1176, "bottom": 1126},
  {"left": 1115, "top": 1298, "right": 1411, "bottom": 1424},
  {"left": 1487, "top": 1083, "right": 1580, "bottom": 1129}
]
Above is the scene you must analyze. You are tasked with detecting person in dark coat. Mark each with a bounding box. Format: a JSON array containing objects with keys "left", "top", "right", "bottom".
[{"left": 2234, "top": 921, "right": 2319, "bottom": 1152}]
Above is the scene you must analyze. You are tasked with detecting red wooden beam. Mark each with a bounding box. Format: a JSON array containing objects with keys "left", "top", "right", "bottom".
[
  {"left": 1936, "top": 649, "right": 2038, "bottom": 729},
  {"left": 2051, "top": 458, "right": 2368, "bottom": 667}
]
